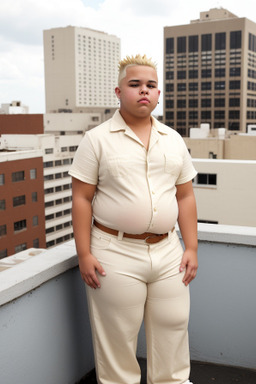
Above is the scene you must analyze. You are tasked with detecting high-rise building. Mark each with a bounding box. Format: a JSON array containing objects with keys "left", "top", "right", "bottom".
[
  {"left": 164, "top": 8, "right": 256, "bottom": 136},
  {"left": 43, "top": 26, "right": 120, "bottom": 114}
]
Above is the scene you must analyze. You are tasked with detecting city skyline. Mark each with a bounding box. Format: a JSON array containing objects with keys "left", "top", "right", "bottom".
[{"left": 1, "top": 0, "right": 256, "bottom": 115}]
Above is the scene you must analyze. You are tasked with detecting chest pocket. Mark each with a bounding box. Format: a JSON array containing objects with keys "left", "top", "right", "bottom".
[
  {"left": 107, "top": 156, "right": 133, "bottom": 178},
  {"left": 164, "top": 154, "right": 183, "bottom": 177}
]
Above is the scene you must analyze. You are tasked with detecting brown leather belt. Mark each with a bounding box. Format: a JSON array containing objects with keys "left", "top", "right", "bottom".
[{"left": 93, "top": 220, "right": 174, "bottom": 244}]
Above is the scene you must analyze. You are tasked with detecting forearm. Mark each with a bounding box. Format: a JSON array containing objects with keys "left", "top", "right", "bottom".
[
  {"left": 177, "top": 194, "right": 198, "bottom": 251},
  {"left": 72, "top": 194, "right": 93, "bottom": 260}
]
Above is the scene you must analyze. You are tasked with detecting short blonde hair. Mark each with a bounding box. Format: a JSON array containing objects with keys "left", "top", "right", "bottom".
[{"left": 118, "top": 54, "right": 157, "bottom": 86}]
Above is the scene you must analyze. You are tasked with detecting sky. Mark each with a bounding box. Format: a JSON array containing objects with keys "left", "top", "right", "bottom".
[{"left": 0, "top": 0, "right": 255, "bottom": 115}]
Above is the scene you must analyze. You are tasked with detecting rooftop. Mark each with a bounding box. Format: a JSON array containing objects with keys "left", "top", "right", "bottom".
[{"left": 0, "top": 223, "right": 256, "bottom": 384}]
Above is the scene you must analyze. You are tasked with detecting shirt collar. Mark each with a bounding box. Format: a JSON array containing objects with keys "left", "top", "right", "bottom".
[{"left": 110, "top": 109, "right": 169, "bottom": 135}]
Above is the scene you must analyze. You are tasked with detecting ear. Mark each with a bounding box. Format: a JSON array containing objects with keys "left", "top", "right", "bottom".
[{"left": 115, "top": 87, "right": 121, "bottom": 99}]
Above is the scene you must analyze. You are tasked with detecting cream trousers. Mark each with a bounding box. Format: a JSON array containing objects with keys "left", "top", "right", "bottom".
[{"left": 86, "top": 226, "right": 191, "bottom": 384}]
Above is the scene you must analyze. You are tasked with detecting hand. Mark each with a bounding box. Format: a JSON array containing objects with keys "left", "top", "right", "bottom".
[
  {"left": 179, "top": 249, "right": 198, "bottom": 286},
  {"left": 79, "top": 253, "right": 106, "bottom": 289}
]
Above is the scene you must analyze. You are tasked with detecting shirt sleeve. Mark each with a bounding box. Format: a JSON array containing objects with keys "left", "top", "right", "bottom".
[
  {"left": 175, "top": 134, "right": 197, "bottom": 185},
  {"left": 68, "top": 132, "right": 98, "bottom": 185}
]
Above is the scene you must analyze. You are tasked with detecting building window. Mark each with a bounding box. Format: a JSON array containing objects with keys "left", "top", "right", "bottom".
[
  {"left": 215, "top": 110, "right": 225, "bottom": 119},
  {"left": 69, "top": 146, "right": 78, "bottom": 152},
  {"left": 165, "top": 112, "right": 174, "bottom": 120},
  {"left": 189, "top": 82, "right": 198, "bottom": 91},
  {"left": 215, "top": 68, "right": 226, "bottom": 77},
  {"left": 230, "top": 80, "right": 240, "bottom": 90},
  {"left": 177, "top": 36, "right": 186, "bottom": 53},
  {"left": 189, "top": 99, "right": 198, "bottom": 108},
  {"left": 44, "top": 174, "right": 54, "bottom": 181},
  {"left": 12, "top": 171, "right": 25, "bottom": 182},
  {"left": 0, "top": 174, "right": 4, "bottom": 186},
  {"left": 201, "top": 34, "right": 212, "bottom": 51},
  {"left": 45, "top": 148, "right": 54, "bottom": 154},
  {"left": 33, "top": 239, "right": 39, "bottom": 248},
  {"left": 44, "top": 161, "right": 53, "bottom": 168},
  {"left": 177, "top": 99, "right": 186, "bottom": 108},
  {"left": 229, "top": 111, "right": 240, "bottom": 119},
  {"left": 177, "top": 83, "right": 186, "bottom": 92},
  {"left": 230, "top": 67, "right": 241, "bottom": 77},
  {"left": 30, "top": 169, "right": 37, "bottom": 179},
  {"left": 166, "top": 83, "right": 174, "bottom": 92},
  {"left": 215, "top": 32, "right": 226, "bottom": 50},
  {"left": 189, "top": 35, "right": 198, "bottom": 52},
  {"left": 46, "top": 214, "right": 54, "bottom": 221},
  {"left": 177, "top": 111, "right": 186, "bottom": 120},
  {"left": 0, "top": 249, "right": 7, "bottom": 259},
  {"left": 201, "top": 82, "right": 211, "bottom": 91},
  {"left": 0, "top": 199, "right": 5, "bottom": 210},
  {"left": 166, "top": 71, "right": 174, "bottom": 80},
  {"left": 249, "top": 33, "right": 256, "bottom": 52},
  {"left": 166, "top": 37, "right": 174, "bottom": 54},
  {"left": 215, "top": 98, "right": 225, "bottom": 107},
  {"left": 194, "top": 173, "right": 217, "bottom": 186},
  {"left": 32, "top": 192, "right": 38, "bottom": 202},
  {"left": 177, "top": 70, "right": 186, "bottom": 79},
  {"left": 201, "top": 69, "right": 212, "bottom": 78},
  {"left": 201, "top": 99, "right": 211, "bottom": 108},
  {"left": 229, "top": 122, "right": 239, "bottom": 130},
  {"left": 14, "top": 219, "right": 26, "bottom": 232},
  {"left": 15, "top": 243, "right": 27, "bottom": 253},
  {"left": 215, "top": 81, "right": 225, "bottom": 90},
  {"left": 0, "top": 224, "right": 7, "bottom": 238},
  {"left": 201, "top": 111, "right": 211, "bottom": 119},
  {"left": 230, "top": 31, "right": 242, "bottom": 49},
  {"left": 166, "top": 100, "right": 174, "bottom": 108},
  {"left": 189, "top": 70, "right": 198, "bottom": 79},
  {"left": 33, "top": 216, "right": 38, "bottom": 226},
  {"left": 229, "top": 98, "right": 240, "bottom": 107},
  {"left": 189, "top": 111, "right": 198, "bottom": 119},
  {"left": 13, "top": 195, "right": 26, "bottom": 207}
]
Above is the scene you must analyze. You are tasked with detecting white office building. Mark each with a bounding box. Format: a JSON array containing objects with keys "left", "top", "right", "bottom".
[{"left": 43, "top": 26, "right": 121, "bottom": 113}]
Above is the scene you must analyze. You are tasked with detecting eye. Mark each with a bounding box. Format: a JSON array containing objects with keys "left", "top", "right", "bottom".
[
  {"left": 148, "top": 84, "right": 156, "bottom": 89},
  {"left": 129, "top": 83, "right": 139, "bottom": 87}
]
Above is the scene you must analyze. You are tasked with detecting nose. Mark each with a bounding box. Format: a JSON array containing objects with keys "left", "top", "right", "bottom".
[{"left": 139, "top": 86, "right": 149, "bottom": 95}]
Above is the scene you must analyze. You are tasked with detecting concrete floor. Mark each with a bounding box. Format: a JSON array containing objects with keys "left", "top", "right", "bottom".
[{"left": 78, "top": 358, "right": 256, "bottom": 384}]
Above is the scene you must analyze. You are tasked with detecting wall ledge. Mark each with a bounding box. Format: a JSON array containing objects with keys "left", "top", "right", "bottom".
[
  {"left": 0, "top": 240, "right": 78, "bottom": 307},
  {"left": 197, "top": 223, "right": 256, "bottom": 246}
]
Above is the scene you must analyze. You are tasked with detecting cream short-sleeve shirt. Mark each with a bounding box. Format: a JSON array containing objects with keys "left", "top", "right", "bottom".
[{"left": 69, "top": 110, "right": 197, "bottom": 234}]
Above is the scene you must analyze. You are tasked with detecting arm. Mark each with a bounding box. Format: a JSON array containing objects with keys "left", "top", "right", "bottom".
[
  {"left": 72, "top": 177, "right": 106, "bottom": 289},
  {"left": 176, "top": 180, "right": 198, "bottom": 286}
]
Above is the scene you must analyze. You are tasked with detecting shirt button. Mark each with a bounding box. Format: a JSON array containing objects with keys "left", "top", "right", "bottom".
[
  {"left": 154, "top": 207, "right": 157, "bottom": 212},
  {"left": 152, "top": 190, "right": 155, "bottom": 195}
]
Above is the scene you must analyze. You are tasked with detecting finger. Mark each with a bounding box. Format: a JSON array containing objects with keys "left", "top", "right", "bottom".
[{"left": 96, "top": 263, "right": 106, "bottom": 276}]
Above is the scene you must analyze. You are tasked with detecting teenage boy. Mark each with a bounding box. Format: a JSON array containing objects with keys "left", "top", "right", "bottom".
[{"left": 69, "top": 54, "right": 198, "bottom": 384}]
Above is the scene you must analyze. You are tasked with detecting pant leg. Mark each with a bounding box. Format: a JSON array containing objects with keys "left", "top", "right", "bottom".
[
  {"left": 144, "top": 231, "right": 191, "bottom": 384},
  {"left": 86, "top": 227, "right": 149, "bottom": 384}
]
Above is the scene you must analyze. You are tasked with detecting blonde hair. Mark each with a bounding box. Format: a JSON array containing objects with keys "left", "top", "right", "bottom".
[{"left": 118, "top": 54, "right": 157, "bottom": 86}]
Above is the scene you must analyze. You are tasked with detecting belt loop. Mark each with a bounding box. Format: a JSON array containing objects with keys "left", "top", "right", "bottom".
[{"left": 117, "top": 231, "right": 124, "bottom": 241}]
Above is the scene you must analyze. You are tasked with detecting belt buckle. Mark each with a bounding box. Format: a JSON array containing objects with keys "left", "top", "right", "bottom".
[{"left": 144, "top": 234, "right": 162, "bottom": 244}]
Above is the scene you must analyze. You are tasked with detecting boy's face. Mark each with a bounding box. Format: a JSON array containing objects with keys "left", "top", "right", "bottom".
[{"left": 115, "top": 65, "right": 160, "bottom": 119}]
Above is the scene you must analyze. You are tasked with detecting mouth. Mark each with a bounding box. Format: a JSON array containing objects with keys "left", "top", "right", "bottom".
[{"left": 138, "top": 97, "right": 150, "bottom": 104}]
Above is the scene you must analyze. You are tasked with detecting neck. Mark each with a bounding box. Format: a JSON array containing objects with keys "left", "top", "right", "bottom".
[{"left": 119, "top": 110, "right": 152, "bottom": 131}]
